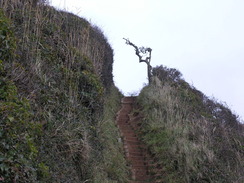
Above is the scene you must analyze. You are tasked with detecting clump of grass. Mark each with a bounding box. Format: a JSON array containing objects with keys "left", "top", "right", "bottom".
[{"left": 137, "top": 65, "right": 244, "bottom": 183}]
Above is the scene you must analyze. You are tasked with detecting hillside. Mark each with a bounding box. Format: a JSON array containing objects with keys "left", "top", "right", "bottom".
[
  {"left": 136, "top": 66, "right": 244, "bottom": 183},
  {"left": 0, "top": 1, "right": 129, "bottom": 182},
  {"left": 1, "top": 1, "right": 243, "bottom": 183}
]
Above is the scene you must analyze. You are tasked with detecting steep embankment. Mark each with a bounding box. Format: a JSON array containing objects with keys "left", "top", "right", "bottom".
[
  {"left": 0, "top": 1, "right": 128, "bottom": 182},
  {"left": 116, "top": 70, "right": 244, "bottom": 183},
  {"left": 136, "top": 66, "right": 244, "bottom": 183}
]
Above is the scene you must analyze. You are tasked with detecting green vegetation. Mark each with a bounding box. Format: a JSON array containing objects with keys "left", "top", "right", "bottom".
[
  {"left": 1, "top": 1, "right": 243, "bottom": 183},
  {"left": 92, "top": 86, "right": 129, "bottom": 183},
  {"left": 0, "top": 1, "right": 128, "bottom": 182},
  {"left": 137, "top": 65, "right": 244, "bottom": 183},
  {"left": 0, "top": 10, "right": 42, "bottom": 182},
  {"left": 0, "top": 60, "right": 42, "bottom": 182}
]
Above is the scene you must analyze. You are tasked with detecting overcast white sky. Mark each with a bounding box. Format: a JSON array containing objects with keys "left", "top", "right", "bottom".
[{"left": 50, "top": 0, "right": 244, "bottom": 122}]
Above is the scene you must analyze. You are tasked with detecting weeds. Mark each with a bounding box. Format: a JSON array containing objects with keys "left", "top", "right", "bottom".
[
  {"left": 92, "top": 86, "right": 129, "bottom": 183},
  {"left": 0, "top": 1, "right": 123, "bottom": 182},
  {"left": 137, "top": 66, "right": 244, "bottom": 183},
  {"left": 0, "top": 12, "right": 43, "bottom": 182}
]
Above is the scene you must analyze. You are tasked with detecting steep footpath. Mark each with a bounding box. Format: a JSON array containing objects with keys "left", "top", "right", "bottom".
[{"left": 116, "top": 97, "right": 154, "bottom": 183}]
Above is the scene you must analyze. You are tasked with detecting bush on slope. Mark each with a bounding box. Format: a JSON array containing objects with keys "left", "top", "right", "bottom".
[{"left": 137, "top": 65, "right": 244, "bottom": 183}]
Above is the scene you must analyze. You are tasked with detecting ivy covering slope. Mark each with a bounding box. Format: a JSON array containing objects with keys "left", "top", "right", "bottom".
[
  {"left": 137, "top": 66, "right": 244, "bottom": 183},
  {"left": 0, "top": 10, "right": 43, "bottom": 182},
  {"left": 0, "top": 1, "right": 128, "bottom": 182}
]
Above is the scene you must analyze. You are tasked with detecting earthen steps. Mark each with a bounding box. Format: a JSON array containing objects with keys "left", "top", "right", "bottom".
[
  {"left": 124, "top": 136, "right": 138, "bottom": 141},
  {"left": 119, "top": 127, "right": 135, "bottom": 131},
  {"left": 128, "top": 161, "right": 145, "bottom": 166},
  {"left": 124, "top": 148, "right": 141, "bottom": 154},
  {"left": 129, "top": 181, "right": 151, "bottom": 183},
  {"left": 116, "top": 97, "right": 155, "bottom": 182}
]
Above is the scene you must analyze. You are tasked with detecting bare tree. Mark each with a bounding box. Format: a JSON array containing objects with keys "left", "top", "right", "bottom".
[{"left": 123, "top": 38, "right": 152, "bottom": 84}]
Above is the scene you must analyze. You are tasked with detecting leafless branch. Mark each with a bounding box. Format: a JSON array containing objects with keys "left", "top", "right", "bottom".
[{"left": 123, "top": 38, "right": 153, "bottom": 83}]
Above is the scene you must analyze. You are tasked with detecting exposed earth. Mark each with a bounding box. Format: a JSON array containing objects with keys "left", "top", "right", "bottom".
[{"left": 116, "top": 97, "right": 155, "bottom": 183}]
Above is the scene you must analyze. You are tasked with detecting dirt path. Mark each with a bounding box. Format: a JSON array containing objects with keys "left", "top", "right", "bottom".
[{"left": 116, "top": 97, "right": 153, "bottom": 183}]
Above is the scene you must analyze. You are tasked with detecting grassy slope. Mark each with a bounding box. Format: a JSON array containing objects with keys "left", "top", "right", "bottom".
[
  {"left": 0, "top": 1, "right": 128, "bottom": 182},
  {"left": 3, "top": 1, "right": 242, "bottom": 183},
  {"left": 93, "top": 86, "right": 129, "bottom": 183},
  {"left": 137, "top": 66, "right": 244, "bottom": 183}
]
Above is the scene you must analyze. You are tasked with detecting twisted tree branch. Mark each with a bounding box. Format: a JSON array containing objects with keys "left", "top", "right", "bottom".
[{"left": 123, "top": 38, "right": 153, "bottom": 84}]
